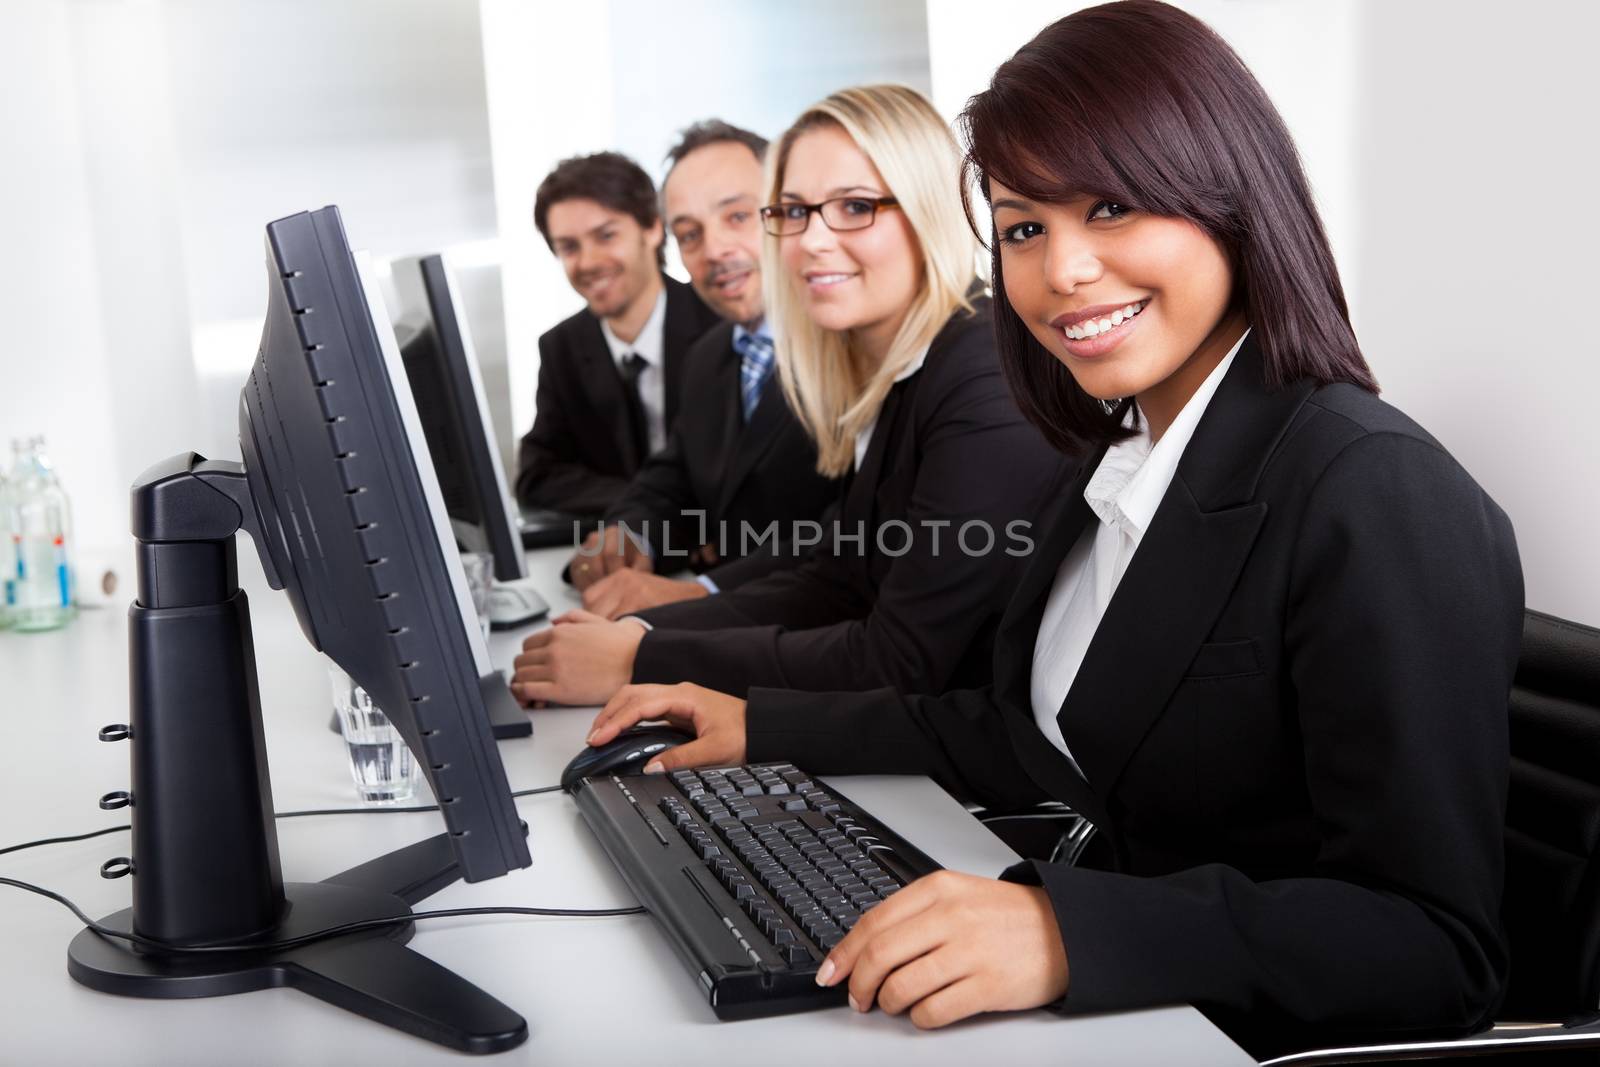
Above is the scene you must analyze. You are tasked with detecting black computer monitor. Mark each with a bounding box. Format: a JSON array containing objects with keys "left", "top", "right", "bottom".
[
  {"left": 67, "top": 206, "right": 533, "bottom": 1052},
  {"left": 387, "top": 254, "right": 526, "bottom": 584}
]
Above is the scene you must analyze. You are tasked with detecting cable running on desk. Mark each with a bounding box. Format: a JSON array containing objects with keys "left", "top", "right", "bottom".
[
  {"left": 0, "top": 782, "right": 643, "bottom": 956},
  {"left": 0, "top": 783, "right": 563, "bottom": 858}
]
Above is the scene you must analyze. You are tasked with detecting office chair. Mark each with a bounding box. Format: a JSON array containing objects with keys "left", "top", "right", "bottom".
[{"left": 1260, "top": 608, "right": 1600, "bottom": 1064}]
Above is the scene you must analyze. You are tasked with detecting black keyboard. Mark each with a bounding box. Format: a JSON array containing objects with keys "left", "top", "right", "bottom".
[
  {"left": 517, "top": 507, "right": 596, "bottom": 549},
  {"left": 573, "top": 762, "right": 941, "bottom": 1019}
]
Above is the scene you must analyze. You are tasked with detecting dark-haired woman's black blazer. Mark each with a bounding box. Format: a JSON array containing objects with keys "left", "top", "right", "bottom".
[
  {"left": 628, "top": 299, "right": 1072, "bottom": 696},
  {"left": 742, "top": 334, "right": 1524, "bottom": 1055}
]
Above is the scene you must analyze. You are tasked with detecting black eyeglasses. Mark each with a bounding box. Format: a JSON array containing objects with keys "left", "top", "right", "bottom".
[{"left": 759, "top": 196, "right": 900, "bottom": 236}]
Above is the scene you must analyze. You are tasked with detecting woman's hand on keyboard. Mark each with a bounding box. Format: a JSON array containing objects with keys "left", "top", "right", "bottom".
[
  {"left": 588, "top": 684, "right": 747, "bottom": 771},
  {"left": 814, "top": 870, "right": 1070, "bottom": 1028}
]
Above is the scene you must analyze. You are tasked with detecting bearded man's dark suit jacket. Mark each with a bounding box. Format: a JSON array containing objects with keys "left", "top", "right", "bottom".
[
  {"left": 601, "top": 321, "right": 838, "bottom": 589},
  {"left": 741, "top": 334, "right": 1525, "bottom": 1057},
  {"left": 514, "top": 275, "right": 718, "bottom": 516}
]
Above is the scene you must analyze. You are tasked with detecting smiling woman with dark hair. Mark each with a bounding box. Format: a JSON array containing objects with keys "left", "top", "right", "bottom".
[{"left": 578, "top": 2, "right": 1524, "bottom": 1055}]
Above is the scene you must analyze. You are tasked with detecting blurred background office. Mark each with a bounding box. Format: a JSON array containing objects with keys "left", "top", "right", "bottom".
[{"left": 1, "top": 0, "right": 1596, "bottom": 621}]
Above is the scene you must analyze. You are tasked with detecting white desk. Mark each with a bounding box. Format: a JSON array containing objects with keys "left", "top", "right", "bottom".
[{"left": 0, "top": 546, "right": 1253, "bottom": 1066}]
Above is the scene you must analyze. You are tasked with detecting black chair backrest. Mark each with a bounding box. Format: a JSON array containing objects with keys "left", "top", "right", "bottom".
[{"left": 1503, "top": 609, "right": 1600, "bottom": 1017}]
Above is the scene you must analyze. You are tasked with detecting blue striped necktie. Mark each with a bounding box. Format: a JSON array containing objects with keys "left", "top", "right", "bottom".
[{"left": 734, "top": 329, "right": 775, "bottom": 422}]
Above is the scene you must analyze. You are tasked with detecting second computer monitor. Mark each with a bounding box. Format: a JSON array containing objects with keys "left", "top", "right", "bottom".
[{"left": 386, "top": 253, "right": 526, "bottom": 584}]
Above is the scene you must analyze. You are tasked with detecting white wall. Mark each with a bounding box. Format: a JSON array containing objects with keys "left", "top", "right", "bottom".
[
  {"left": 0, "top": 0, "right": 504, "bottom": 562},
  {"left": 0, "top": 2, "right": 148, "bottom": 561},
  {"left": 1349, "top": 0, "right": 1600, "bottom": 621}
]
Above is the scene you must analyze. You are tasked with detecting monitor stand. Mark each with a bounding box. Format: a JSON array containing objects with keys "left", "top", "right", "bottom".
[{"left": 67, "top": 455, "right": 527, "bottom": 1055}]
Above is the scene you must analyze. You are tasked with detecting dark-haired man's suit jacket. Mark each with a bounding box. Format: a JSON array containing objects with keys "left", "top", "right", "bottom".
[
  {"left": 738, "top": 335, "right": 1524, "bottom": 1057},
  {"left": 602, "top": 321, "right": 838, "bottom": 588},
  {"left": 514, "top": 275, "right": 719, "bottom": 516}
]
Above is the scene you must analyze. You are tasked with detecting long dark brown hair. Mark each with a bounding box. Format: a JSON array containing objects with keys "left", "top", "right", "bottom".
[{"left": 960, "top": 0, "right": 1375, "bottom": 455}]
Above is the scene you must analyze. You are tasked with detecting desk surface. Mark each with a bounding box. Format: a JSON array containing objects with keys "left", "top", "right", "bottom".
[{"left": 0, "top": 547, "right": 1252, "bottom": 1067}]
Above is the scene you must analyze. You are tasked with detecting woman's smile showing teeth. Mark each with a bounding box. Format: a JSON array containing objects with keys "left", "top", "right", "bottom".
[
  {"left": 805, "top": 270, "right": 856, "bottom": 289},
  {"left": 1050, "top": 298, "right": 1150, "bottom": 358}
]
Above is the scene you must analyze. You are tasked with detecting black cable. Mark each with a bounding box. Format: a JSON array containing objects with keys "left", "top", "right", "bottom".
[
  {"left": 276, "top": 784, "right": 563, "bottom": 820},
  {"left": 0, "top": 874, "right": 644, "bottom": 955},
  {"left": 0, "top": 782, "right": 638, "bottom": 955},
  {"left": 0, "top": 825, "right": 129, "bottom": 858},
  {"left": 0, "top": 784, "right": 564, "bottom": 858}
]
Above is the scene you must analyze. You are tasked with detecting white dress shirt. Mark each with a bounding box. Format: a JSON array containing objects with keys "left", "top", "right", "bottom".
[
  {"left": 853, "top": 344, "right": 931, "bottom": 471},
  {"left": 1030, "top": 331, "right": 1248, "bottom": 772},
  {"left": 599, "top": 285, "right": 669, "bottom": 454}
]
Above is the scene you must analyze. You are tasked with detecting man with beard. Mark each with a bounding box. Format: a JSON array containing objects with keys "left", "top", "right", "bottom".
[
  {"left": 567, "top": 122, "right": 837, "bottom": 615},
  {"left": 515, "top": 151, "right": 719, "bottom": 516}
]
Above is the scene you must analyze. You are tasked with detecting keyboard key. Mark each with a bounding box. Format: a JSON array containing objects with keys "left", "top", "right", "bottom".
[{"left": 781, "top": 943, "right": 812, "bottom": 965}]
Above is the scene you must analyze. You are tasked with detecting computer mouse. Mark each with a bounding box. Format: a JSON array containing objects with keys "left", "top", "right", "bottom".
[
  {"left": 486, "top": 577, "right": 550, "bottom": 629},
  {"left": 560, "top": 724, "right": 696, "bottom": 792}
]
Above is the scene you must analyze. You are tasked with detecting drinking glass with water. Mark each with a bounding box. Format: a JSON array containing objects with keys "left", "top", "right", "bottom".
[{"left": 329, "top": 663, "right": 419, "bottom": 804}]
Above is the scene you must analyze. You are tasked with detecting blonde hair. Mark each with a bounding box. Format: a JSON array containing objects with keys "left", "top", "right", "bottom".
[{"left": 764, "top": 85, "right": 978, "bottom": 477}]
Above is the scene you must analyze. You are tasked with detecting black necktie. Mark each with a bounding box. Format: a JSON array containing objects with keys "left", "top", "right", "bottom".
[{"left": 619, "top": 352, "right": 650, "bottom": 458}]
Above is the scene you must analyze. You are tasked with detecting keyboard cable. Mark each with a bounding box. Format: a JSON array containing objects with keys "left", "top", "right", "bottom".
[{"left": 0, "top": 783, "right": 647, "bottom": 956}]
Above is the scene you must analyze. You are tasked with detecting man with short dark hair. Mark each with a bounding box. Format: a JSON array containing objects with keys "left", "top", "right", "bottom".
[
  {"left": 515, "top": 151, "right": 719, "bottom": 516},
  {"left": 567, "top": 121, "right": 838, "bottom": 617}
]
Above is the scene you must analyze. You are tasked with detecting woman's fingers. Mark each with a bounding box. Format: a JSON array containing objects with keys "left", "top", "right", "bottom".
[
  {"left": 872, "top": 944, "right": 965, "bottom": 1017},
  {"left": 554, "top": 608, "right": 608, "bottom": 626},
  {"left": 510, "top": 680, "right": 563, "bottom": 706},
  {"left": 511, "top": 648, "right": 550, "bottom": 671},
  {"left": 905, "top": 975, "right": 987, "bottom": 1030},
  {"left": 839, "top": 901, "right": 951, "bottom": 1012},
  {"left": 589, "top": 685, "right": 692, "bottom": 744},
  {"left": 818, "top": 872, "right": 943, "bottom": 988},
  {"left": 641, "top": 732, "right": 738, "bottom": 773}
]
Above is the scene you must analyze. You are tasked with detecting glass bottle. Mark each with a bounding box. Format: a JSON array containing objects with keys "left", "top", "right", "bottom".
[{"left": 10, "top": 436, "right": 76, "bottom": 632}]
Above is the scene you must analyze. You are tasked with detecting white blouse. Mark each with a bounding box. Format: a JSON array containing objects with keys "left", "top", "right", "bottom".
[
  {"left": 1030, "top": 332, "right": 1248, "bottom": 774},
  {"left": 853, "top": 344, "right": 931, "bottom": 471}
]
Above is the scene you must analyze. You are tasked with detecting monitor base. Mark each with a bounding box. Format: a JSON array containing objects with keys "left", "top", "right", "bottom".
[{"left": 67, "top": 832, "right": 527, "bottom": 1055}]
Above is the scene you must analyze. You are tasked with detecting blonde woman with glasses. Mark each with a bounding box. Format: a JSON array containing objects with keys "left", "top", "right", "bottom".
[{"left": 514, "top": 85, "right": 1067, "bottom": 709}]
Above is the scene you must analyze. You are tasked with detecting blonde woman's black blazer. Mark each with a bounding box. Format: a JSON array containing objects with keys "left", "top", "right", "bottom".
[
  {"left": 630, "top": 299, "right": 1073, "bottom": 696},
  {"left": 742, "top": 333, "right": 1524, "bottom": 1056}
]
